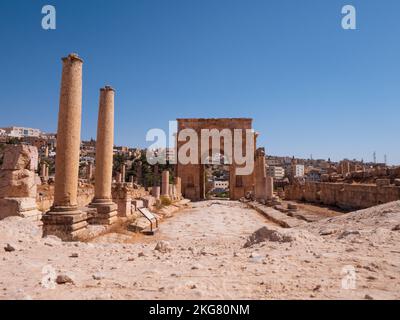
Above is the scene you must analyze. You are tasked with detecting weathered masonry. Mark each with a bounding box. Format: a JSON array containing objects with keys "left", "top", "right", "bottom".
[{"left": 176, "top": 118, "right": 257, "bottom": 201}]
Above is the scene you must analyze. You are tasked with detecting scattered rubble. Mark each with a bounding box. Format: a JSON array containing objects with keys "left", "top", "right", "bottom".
[{"left": 244, "top": 226, "right": 293, "bottom": 247}]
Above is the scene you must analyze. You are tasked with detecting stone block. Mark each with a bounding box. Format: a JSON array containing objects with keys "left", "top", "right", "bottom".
[
  {"left": 0, "top": 197, "right": 41, "bottom": 221},
  {"left": 1, "top": 145, "right": 38, "bottom": 171},
  {"left": 0, "top": 170, "right": 36, "bottom": 198},
  {"left": 132, "top": 199, "right": 144, "bottom": 210},
  {"left": 42, "top": 210, "right": 88, "bottom": 241}
]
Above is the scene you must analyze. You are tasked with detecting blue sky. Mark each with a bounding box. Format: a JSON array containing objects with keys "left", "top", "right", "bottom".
[{"left": 0, "top": 0, "right": 399, "bottom": 164}]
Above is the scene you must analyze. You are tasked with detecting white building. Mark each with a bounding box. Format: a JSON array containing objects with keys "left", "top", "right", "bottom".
[
  {"left": 266, "top": 166, "right": 285, "bottom": 179},
  {"left": 0, "top": 129, "right": 6, "bottom": 136},
  {"left": 292, "top": 164, "right": 305, "bottom": 177},
  {"left": 1, "top": 126, "right": 41, "bottom": 138}
]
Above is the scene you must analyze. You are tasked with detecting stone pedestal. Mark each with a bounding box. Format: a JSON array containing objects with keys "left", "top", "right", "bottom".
[
  {"left": 112, "top": 183, "right": 132, "bottom": 218},
  {"left": 42, "top": 53, "right": 88, "bottom": 241},
  {"left": 42, "top": 207, "right": 87, "bottom": 240},
  {"left": 89, "top": 200, "right": 118, "bottom": 224}
]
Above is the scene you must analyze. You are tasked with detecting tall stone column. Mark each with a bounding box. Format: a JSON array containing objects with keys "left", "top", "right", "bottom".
[
  {"left": 42, "top": 53, "right": 87, "bottom": 241},
  {"left": 161, "top": 170, "right": 170, "bottom": 198},
  {"left": 89, "top": 86, "right": 118, "bottom": 225}
]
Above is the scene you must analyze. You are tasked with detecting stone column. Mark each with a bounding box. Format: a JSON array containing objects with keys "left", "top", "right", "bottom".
[
  {"left": 116, "top": 172, "right": 122, "bottom": 183},
  {"left": 152, "top": 186, "right": 160, "bottom": 199},
  {"left": 254, "top": 148, "right": 267, "bottom": 201},
  {"left": 266, "top": 176, "right": 274, "bottom": 200},
  {"left": 41, "top": 163, "right": 47, "bottom": 179},
  {"left": 121, "top": 164, "right": 126, "bottom": 183},
  {"left": 89, "top": 86, "right": 118, "bottom": 225},
  {"left": 175, "top": 177, "right": 182, "bottom": 200},
  {"left": 87, "top": 162, "right": 93, "bottom": 181},
  {"left": 136, "top": 161, "right": 142, "bottom": 185},
  {"left": 45, "top": 165, "right": 49, "bottom": 178},
  {"left": 161, "top": 170, "right": 170, "bottom": 198},
  {"left": 44, "top": 146, "right": 49, "bottom": 158},
  {"left": 42, "top": 53, "right": 88, "bottom": 241},
  {"left": 153, "top": 164, "right": 159, "bottom": 187}
]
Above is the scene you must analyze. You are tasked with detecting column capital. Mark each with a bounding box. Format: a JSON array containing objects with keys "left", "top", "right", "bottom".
[
  {"left": 62, "top": 53, "right": 84, "bottom": 63},
  {"left": 101, "top": 85, "right": 115, "bottom": 92}
]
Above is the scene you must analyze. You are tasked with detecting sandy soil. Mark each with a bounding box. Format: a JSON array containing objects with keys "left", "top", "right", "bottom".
[{"left": 0, "top": 200, "right": 399, "bottom": 300}]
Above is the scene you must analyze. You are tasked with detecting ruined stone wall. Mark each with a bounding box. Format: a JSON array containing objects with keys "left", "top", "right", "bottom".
[
  {"left": 286, "top": 182, "right": 400, "bottom": 210},
  {"left": 37, "top": 184, "right": 95, "bottom": 212}
]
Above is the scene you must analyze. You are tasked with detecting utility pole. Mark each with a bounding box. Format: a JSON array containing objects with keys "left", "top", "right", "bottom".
[{"left": 373, "top": 151, "right": 376, "bottom": 164}]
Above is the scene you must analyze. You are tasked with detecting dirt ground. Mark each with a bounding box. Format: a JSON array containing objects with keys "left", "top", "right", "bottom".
[{"left": 0, "top": 200, "right": 399, "bottom": 300}]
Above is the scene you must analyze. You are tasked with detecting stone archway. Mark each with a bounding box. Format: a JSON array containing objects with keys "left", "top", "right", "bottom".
[{"left": 176, "top": 118, "right": 257, "bottom": 201}]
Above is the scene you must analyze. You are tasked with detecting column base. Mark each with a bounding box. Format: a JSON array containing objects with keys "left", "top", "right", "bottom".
[
  {"left": 42, "top": 207, "right": 88, "bottom": 241},
  {"left": 89, "top": 200, "right": 118, "bottom": 225}
]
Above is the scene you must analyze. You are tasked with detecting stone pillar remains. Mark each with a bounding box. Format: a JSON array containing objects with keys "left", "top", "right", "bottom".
[
  {"left": 121, "top": 163, "right": 126, "bottom": 183},
  {"left": 89, "top": 86, "right": 118, "bottom": 225},
  {"left": 161, "top": 170, "right": 170, "bottom": 198},
  {"left": 136, "top": 161, "right": 142, "bottom": 185},
  {"left": 0, "top": 145, "right": 41, "bottom": 222},
  {"left": 152, "top": 186, "right": 160, "bottom": 199},
  {"left": 112, "top": 184, "right": 132, "bottom": 218},
  {"left": 116, "top": 172, "right": 122, "bottom": 183},
  {"left": 45, "top": 165, "right": 49, "bottom": 178},
  {"left": 44, "top": 146, "right": 49, "bottom": 158},
  {"left": 153, "top": 164, "right": 159, "bottom": 187},
  {"left": 254, "top": 148, "right": 266, "bottom": 200},
  {"left": 42, "top": 53, "right": 88, "bottom": 241},
  {"left": 254, "top": 148, "right": 274, "bottom": 202},
  {"left": 175, "top": 177, "right": 182, "bottom": 199},
  {"left": 266, "top": 176, "right": 274, "bottom": 200},
  {"left": 87, "top": 162, "right": 93, "bottom": 181},
  {"left": 41, "top": 163, "right": 47, "bottom": 179}
]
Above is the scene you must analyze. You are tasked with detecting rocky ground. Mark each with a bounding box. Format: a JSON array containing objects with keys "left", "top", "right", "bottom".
[{"left": 0, "top": 200, "right": 399, "bottom": 300}]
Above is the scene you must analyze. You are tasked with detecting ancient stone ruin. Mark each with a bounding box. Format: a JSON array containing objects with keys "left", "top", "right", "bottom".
[{"left": 0, "top": 145, "right": 41, "bottom": 222}]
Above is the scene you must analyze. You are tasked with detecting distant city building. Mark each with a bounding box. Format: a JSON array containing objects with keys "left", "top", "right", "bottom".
[
  {"left": 306, "top": 168, "right": 322, "bottom": 182},
  {"left": 1, "top": 126, "right": 41, "bottom": 138},
  {"left": 266, "top": 166, "right": 285, "bottom": 179},
  {"left": 292, "top": 164, "right": 305, "bottom": 177}
]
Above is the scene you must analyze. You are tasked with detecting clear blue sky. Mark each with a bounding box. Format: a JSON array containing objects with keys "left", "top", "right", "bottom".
[{"left": 0, "top": 0, "right": 399, "bottom": 164}]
